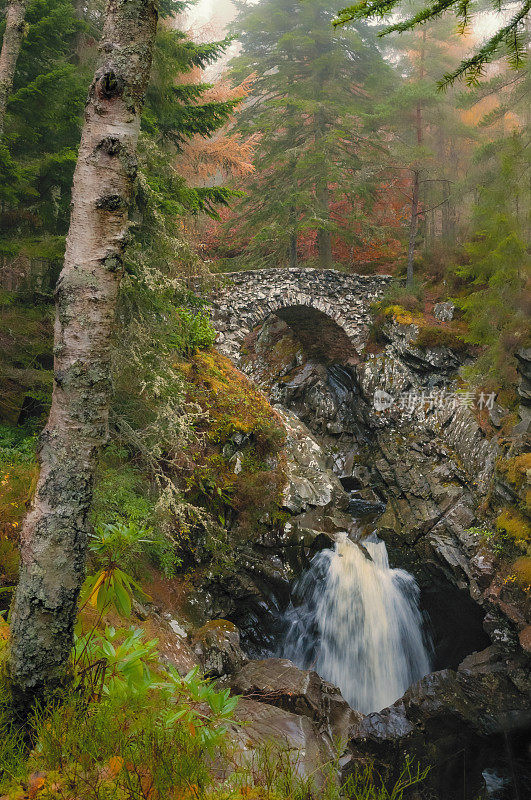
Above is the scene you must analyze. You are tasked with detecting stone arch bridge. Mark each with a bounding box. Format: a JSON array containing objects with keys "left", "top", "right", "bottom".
[{"left": 208, "top": 268, "right": 391, "bottom": 362}]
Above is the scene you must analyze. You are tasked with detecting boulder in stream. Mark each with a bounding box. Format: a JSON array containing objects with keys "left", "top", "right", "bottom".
[
  {"left": 227, "top": 697, "right": 335, "bottom": 787},
  {"left": 346, "top": 667, "right": 531, "bottom": 799},
  {"left": 229, "top": 657, "right": 360, "bottom": 746},
  {"left": 191, "top": 619, "right": 247, "bottom": 678}
]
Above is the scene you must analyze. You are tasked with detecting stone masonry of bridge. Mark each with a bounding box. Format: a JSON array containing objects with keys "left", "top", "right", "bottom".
[{"left": 208, "top": 268, "right": 392, "bottom": 361}]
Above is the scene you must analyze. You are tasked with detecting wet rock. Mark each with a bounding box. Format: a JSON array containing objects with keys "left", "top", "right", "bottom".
[
  {"left": 191, "top": 619, "right": 246, "bottom": 678},
  {"left": 279, "top": 408, "right": 348, "bottom": 513},
  {"left": 151, "top": 613, "right": 200, "bottom": 676},
  {"left": 518, "top": 625, "right": 531, "bottom": 653},
  {"left": 380, "top": 321, "right": 463, "bottom": 375},
  {"left": 230, "top": 657, "right": 359, "bottom": 745},
  {"left": 228, "top": 696, "right": 334, "bottom": 786},
  {"left": 513, "top": 404, "right": 531, "bottom": 437},
  {"left": 488, "top": 401, "right": 506, "bottom": 428},
  {"left": 514, "top": 348, "right": 531, "bottom": 438},
  {"left": 433, "top": 301, "right": 455, "bottom": 322},
  {"left": 132, "top": 598, "right": 149, "bottom": 620},
  {"left": 284, "top": 506, "right": 356, "bottom": 548},
  {"left": 515, "top": 347, "right": 531, "bottom": 406},
  {"left": 347, "top": 492, "right": 386, "bottom": 519},
  {"left": 346, "top": 668, "right": 531, "bottom": 799},
  {"left": 230, "top": 453, "right": 243, "bottom": 474}
]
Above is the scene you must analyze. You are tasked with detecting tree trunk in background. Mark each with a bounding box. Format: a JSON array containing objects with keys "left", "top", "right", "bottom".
[
  {"left": 316, "top": 183, "right": 332, "bottom": 269},
  {"left": 407, "top": 31, "right": 425, "bottom": 286},
  {"left": 0, "top": 0, "right": 28, "bottom": 138},
  {"left": 442, "top": 179, "right": 455, "bottom": 242},
  {"left": 9, "top": 0, "right": 158, "bottom": 703},
  {"left": 289, "top": 204, "right": 297, "bottom": 268},
  {"left": 289, "top": 233, "right": 297, "bottom": 268},
  {"left": 406, "top": 169, "right": 419, "bottom": 288}
]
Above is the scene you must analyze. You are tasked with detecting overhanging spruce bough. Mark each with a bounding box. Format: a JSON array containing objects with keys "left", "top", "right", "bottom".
[{"left": 335, "top": 1, "right": 531, "bottom": 87}]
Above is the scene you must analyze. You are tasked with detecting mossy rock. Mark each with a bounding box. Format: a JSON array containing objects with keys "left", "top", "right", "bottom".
[
  {"left": 496, "top": 507, "right": 531, "bottom": 547},
  {"left": 384, "top": 305, "right": 422, "bottom": 325},
  {"left": 497, "top": 453, "right": 531, "bottom": 491},
  {"left": 511, "top": 557, "right": 531, "bottom": 592},
  {"left": 191, "top": 619, "right": 245, "bottom": 678},
  {"left": 177, "top": 349, "right": 287, "bottom": 539},
  {"left": 414, "top": 324, "right": 468, "bottom": 353}
]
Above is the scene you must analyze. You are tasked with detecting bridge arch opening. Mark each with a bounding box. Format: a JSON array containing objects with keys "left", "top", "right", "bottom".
[
  {"left": 264, "top": 304, "right": 357, "bottom": 363},
  {"left": 240, "top": 301, "right": 360, "bottom": 366}
]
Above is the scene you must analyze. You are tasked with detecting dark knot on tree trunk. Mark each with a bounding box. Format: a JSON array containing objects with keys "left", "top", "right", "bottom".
[
  {"left": 96, "top": 194, "right": 128, "bottom": 212},
  {"left": 97, "top": 137, "right": 123, "bottom": 157},
  {"left": 97, "top": 70, "right": 124, "bottom": 100}
]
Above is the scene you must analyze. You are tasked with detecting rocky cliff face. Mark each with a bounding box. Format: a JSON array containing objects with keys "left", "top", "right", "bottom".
[
  {"left": 148, "top": 307, "right": 529, "bottom": 799},
  {"left": 239, "top": 312, "right": 530, "bottom": 662},
  {"left": 225, "top": 308, "right": 530, "bottom": 797}
]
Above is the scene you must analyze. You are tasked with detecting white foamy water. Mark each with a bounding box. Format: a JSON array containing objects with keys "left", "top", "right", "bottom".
[{"left": 282, "top": 534, "right": 431, "bottom": 714}]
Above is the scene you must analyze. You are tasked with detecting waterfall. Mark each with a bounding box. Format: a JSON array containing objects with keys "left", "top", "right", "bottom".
[{"left": 282, "top": 533, "right": 431, "bottom": 714}]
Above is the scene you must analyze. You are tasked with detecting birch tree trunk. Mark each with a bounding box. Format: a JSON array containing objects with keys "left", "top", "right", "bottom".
[
  {"left": 9, "top": 0, "right": 158, "bottom": 702},
  {"left": 0, "top": 0, "right": 28, "bottom": 138}
]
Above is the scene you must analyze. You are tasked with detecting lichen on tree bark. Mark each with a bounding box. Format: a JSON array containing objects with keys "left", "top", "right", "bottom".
[
  {"left": 0, "top": 0, "right": 29, "bottom": 138},
  {"left": 9, "top": 0, "right": 158, "bottom": 702}
]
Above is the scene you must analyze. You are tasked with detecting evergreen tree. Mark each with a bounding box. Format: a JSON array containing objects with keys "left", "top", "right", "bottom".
[
  {"left": 224, "top": 0, "right": 394, "bottom": 269},
  {"left": 0, "top": 1, "right": 242, "bottom": 284},
  {"left": 455, "top": 130, "right": 529, "bottom": 391},
  {"left": 0, "top": 0, "right": 88, "bottom": 251},
  {"left": 377, "top": 15, "right": 475, "bottom": 284}
]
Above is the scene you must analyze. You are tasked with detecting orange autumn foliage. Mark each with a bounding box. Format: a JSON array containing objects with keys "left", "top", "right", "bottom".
[{"left": 179, "top": 74, "right": 258, "bottom": 184}]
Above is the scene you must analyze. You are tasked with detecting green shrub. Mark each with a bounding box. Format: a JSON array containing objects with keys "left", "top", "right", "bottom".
[
  {"left": 466, "top": 524, "right": 523, "bottom": 557},
  {"left": 81, "top": 519, "right": 181, "bottom": 616},
  {"left": 0, "top": 674, "right": 27, "bottom": 788},
  {"left": 0, "top": 424, "right": 37, "bottom": 466},
  {"left": 172, "top": 307, "right": 217, "bottom": 355},
  {"left": 376, "top": 280, "right": 424, "bottom": 311},
  {"left": 253, "top": 417, "right": 286, "bottom": 457},
  {"left": 91, "top": 452, "right": 181, "bottom": 578},
  {"left": 1, "top": 619, "right": 239, "bottom": 795}
]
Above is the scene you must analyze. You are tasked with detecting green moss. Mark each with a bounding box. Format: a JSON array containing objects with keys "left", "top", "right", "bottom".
[
  {"left": 497, "top": 453, "right": 531, "bottom": 491},
  {"left": 414, "top": 325, "right": 468, "bottom": 352},
  {"left": 178, "top": 350, "right": 287, "bottom": 546},
  {"left": 496, "top": 507, "right": 531, "bottom": 547},
  {"left": 180, "top": 350, "right": 285, "bottom": 449},
  {"left": 510, "top": 556, "right": 531, "bottom": 591},
  {"left": 383, "top": 305, "right": 422, "bottom": 325}
]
